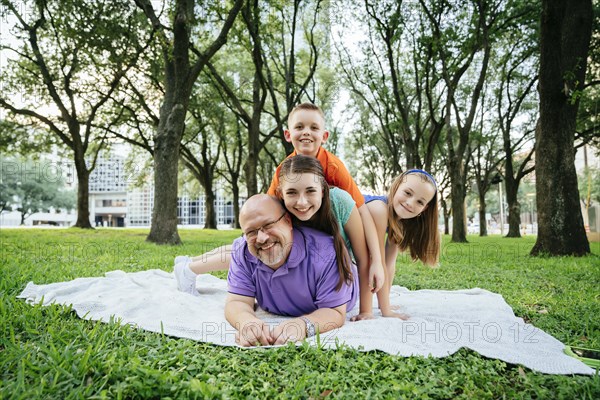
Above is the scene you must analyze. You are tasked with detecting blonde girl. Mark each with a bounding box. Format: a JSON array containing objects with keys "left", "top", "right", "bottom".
[{"left": 356, "top": 169, "right": 440, "bottom": 320}]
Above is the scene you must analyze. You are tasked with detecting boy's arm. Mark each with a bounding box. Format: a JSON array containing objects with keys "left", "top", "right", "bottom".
[
  {"left": 323, "top": 151, "right": 365, "bottom": 207},
  {"left": 267, "top": 160, "right": 287, "bottom": 196},
  {"left": 266, "top": 173, "right": 279, "bottom": 196}
]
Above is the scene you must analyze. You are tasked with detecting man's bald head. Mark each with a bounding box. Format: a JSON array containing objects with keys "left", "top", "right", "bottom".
[
  {"left": 239, "top": 194, "right": 285, "bottom": 229},
  {"left": 239, "top": 194, "right": 292, "bottom": 270}
]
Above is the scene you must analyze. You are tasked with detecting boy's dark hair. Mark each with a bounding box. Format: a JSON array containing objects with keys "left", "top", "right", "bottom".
[{"left": 277, "top": 154, "right": 353, "bottom": 290}]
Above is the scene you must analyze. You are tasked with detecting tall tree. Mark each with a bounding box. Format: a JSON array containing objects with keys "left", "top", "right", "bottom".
[
  {"left": 437, "top": 169, "right": 452, "bottom": 235},
  {"left": 493, "top": 4, "right": 539, "bottom": 237},
  {"left": 134, "top": 0, "right": 243, "bottom": 244},
  {"left": 262, "top": 0, "right": 327, "bottom": 154},
  {"left": 207, "top": 0, "right": 269, "bottom": 197},
  {"left": 104, "top": 14, "right": 245, "bottom": 230},
  {"left": 420, "top": 0, "right": 497, "bottom": 242},
  {"left": 207, "top": 0, "right": 327, "bottom": 197},
  {"left": 531, "top": 0, "right": 592, "bottom": 256},
  {"left": 468, "top": 125, "right": 504, "bottom": 237},
  {"left": 344, "top": 98, "right": 399, "bottom": 192},
  {"left": 180, "top": 92, "right": 224, "bottom": 229},
  {"left": 421, "top": 0, "right": 531, "bottom": 242},
  {"left": 574, "top": 1, "right": 600, "bottom": 150},
  {"left": 336, "top": 0, "right": 446, "bottom": 175},
  {"left": 217, "top": 118, "right": 246, "bottom": 229},
  {"left": 0, "top": 0, "right": 147, "bottom": 228},
  {"left": 99, "top": 27, "right": 224, "bottom": 229}
]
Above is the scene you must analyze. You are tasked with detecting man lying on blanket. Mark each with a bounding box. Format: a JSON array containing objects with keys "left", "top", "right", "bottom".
[{"left": 225, "top": 194, "right": 358, "bottom": 347}]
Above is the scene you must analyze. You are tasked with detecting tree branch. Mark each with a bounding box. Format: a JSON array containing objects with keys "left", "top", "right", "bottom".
[{"left": 189, "top": 0, "right": 245, "bottom": 82}]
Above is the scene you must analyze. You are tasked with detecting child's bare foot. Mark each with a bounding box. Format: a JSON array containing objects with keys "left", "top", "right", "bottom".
[
  {"left": 381, "top": 310, "right": 409, "bottom": 320},
  {"left": 351, "top": 313, "right": 376, "bottom": 321}
]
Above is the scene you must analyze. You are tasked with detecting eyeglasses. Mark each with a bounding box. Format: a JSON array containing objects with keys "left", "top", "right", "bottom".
[{"left": 243, "top": 212, "right": 287, "bottom": 240}]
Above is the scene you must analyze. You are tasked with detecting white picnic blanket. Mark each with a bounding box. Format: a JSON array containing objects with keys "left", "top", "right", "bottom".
[{"left": 18, "top": 269, "right": 594, "bottom": 375}]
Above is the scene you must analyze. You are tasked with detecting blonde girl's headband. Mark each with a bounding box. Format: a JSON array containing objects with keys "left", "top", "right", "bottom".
[{"left": 405, "top": 169, "right": 437, "bottom": 192}]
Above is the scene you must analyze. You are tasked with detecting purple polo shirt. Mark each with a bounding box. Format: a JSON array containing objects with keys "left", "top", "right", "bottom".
[{"left": 227, "top": 226, "right": 358, "bottom": 317}]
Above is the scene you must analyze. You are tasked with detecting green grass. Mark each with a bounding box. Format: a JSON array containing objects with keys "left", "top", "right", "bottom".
[{"left": 1, "top": 228, "right": 599, "bottom": 399}]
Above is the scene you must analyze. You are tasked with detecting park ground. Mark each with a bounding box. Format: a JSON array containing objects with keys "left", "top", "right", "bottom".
[{"left": 1, "top": 229, "right": 599, "bottom": 398}]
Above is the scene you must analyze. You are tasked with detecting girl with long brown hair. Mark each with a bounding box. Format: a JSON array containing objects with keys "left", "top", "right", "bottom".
[
  {"left": 277, "top": 155, "right": 409, "bottom": 319},
  {"left": 357, "top": 169, "right": 440, "bottom": 320}
]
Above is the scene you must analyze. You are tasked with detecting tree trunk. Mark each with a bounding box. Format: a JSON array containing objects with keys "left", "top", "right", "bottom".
[
  {"left": 449, "top": 160, "right": 467, "bottom": 242},
  {"left": 74, "top": 158, "right": 92, "bottom": 229},
  {"left": 507, "top": 203, "right": 522, "bottom": 237},
  {"left": 146, "top": 101, "right": 185, "bottom": 245},
  {"left": 141, "top": 0, "right": 242, "bottom": 245},
  {"left": 245, "top": 121, "right": 260, "bottom": 197},
  {"left": 441, "top": 199, "right": 450, "bottom": 235},
  {"left": 203, "top": 177, "right": 217, "bottom": 229},
  {"left": 506, "top": 183, "right": 521, "bottom": 238},
  {"left": 478, "top": 193, "right": 488, "bottom": 237},
  {"left": 504, "top": 135, "right": 521, "bottom": 237},
  {"left": 531, "top": 0, "right": 592, "bottom": 256},
  {"left": 231, "top": 178, "right": 241, "bottom": 229},
  {"left": 450, "top": 190, "right": 467, "bottom": 242},
  {"left": 244, "top": 158, "right": 258, "bottom": 198},
  {"left": 505, "top": 200, "right": 521, "bottom": 237}
]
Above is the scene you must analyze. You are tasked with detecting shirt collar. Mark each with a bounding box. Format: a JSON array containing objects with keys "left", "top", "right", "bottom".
[{"left": 291, "top": 147, "right": 323, "bottom": 160}]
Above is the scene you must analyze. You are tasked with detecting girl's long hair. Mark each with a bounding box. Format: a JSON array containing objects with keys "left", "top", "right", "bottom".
[
  {"left": 387, "top": 171, "right": 440, "bottom": 266},
  {"left": 277, "top": 155, "right": 353, "bottom": 290}
]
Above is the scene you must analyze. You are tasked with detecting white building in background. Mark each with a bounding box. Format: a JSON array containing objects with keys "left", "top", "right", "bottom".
[
  {"left": 90, "top": 151, "right": 241, "bottom": 228},
  {"left": 0, "top": 157, "right": 77, "bottom": 227},
  {"left": 577, "top": 144, "right": 600, "bottom": 240},
  {"left": 0, "top": 207, "right": 76, "bottom": 227},
  {"left": 1, "top": 149, "right": 242, "bottom": 228},
  {"left": 127, "top": 187, "right": 153, "bottom": 227},
  {"left": 89, "top": 152, "right": 128, "bottom": 227},
  {"left": 126, "top": 186, "right": 240, "bottom": 227},
  {"left": 176, "top": 196, "right": 239, "bottom": 227}
]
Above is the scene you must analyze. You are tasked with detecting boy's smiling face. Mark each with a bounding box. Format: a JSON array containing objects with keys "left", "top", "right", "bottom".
[{"left": 284, "top": 109, "right": 329, "bottom": 158}]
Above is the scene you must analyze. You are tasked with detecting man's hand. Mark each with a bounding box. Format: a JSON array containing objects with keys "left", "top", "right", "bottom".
[
  {"left": 271, "top": 318, "right": 306, "bottom": 345},
  {"left": 225, "top": 293, "right": 273, "bottom": 347},
  {"left": 369, "top": 261, "right": 385, "bottom": 293},
  {"left": 236, "top": 320, "right": 273, "bottom": 347}
]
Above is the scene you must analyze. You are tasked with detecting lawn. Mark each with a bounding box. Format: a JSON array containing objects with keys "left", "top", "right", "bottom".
[{"left": 1, "top": 228, "right": 599, "bottom": 399}]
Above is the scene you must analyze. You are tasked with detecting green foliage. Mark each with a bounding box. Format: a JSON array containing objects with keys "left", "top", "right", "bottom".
[
  {"left": 579, "top": 167, "right": 600, "bottom": 205},
  {"left": 0, "top": 120, "right": 57, "bottom": 156},
  {"left": 1, "top": 0, "right": 149, "bottom": 124},
  {"left": 1, "top": 229, "right": 599, "bottom": 398},
  {"left": 0, "top": 155, "right": 75, "bottom": 222},
  {"left": 1, "top": 0, "right": 153, "bottom": 228}
]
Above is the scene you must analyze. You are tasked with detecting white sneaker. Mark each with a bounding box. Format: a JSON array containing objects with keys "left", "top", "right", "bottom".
[
  {"left": 175, "top": 255, "right": 192, "bottom": 265},
  {"left": 174, "top": 261, "right": 199, "bottom": 296}
]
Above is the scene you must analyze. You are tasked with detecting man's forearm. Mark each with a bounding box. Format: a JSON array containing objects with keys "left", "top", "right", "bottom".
[
  {"left": 225, "top": 296, "right": 273, "bottom": 346},
  {"left": 272, "top": 306, "right": 346, "bottom": 345},
  {"left": 305, "top": 306, "right": 346, "bottom": 334},
  {"left": 225, "top": 299, "right": 260, "bottom": 329}
]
